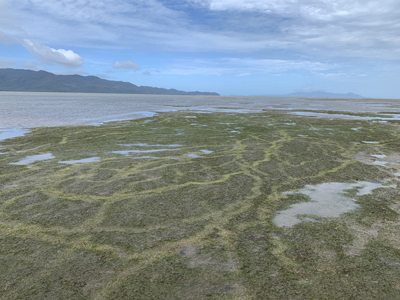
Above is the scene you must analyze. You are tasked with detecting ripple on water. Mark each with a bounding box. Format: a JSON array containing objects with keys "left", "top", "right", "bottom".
[{"left": 273, "top": 181, "right": 395, "bottom": 227}]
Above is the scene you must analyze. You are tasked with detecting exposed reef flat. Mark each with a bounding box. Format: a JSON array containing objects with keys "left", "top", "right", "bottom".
[{"left": 1, "top": 107, "right": 400, "bottom": 299}]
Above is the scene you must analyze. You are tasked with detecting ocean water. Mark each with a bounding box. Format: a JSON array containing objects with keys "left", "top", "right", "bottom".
[{"left": 1, "top": 92, "right": 400, "bottom": 130}]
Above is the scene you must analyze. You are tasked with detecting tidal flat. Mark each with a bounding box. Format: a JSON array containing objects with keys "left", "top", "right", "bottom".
[{"left": 1, "top": 108, "right": 400, "bottom": 299}]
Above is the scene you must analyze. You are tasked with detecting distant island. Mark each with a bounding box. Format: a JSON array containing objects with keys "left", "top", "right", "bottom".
[
  {"left": 0, "top": 68, "right": 220, "bottom": 96},
  {"left": 283, "top": 91, "right": 364, "bottom": 98}
]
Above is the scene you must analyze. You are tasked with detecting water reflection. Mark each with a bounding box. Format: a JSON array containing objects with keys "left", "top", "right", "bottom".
[{"left": 274, "top": 181, "right": 395, "bottom": 227}]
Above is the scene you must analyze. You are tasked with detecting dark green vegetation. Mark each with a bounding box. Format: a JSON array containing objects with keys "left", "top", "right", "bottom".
[
  {"left": 0, "top": 69, "right": 219, "bottom": 95},
  {"left": 1, "top": 110, "right": 400, "bottom": 299}
]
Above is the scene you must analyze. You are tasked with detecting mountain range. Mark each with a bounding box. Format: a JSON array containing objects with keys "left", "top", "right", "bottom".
[{"left": 0, "top": 68, "right": 219, "bottom": 96}]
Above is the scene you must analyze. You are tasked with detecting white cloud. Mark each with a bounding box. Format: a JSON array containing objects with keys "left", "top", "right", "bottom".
[
  {"left": 105, "top": 68, "right": 115, "bottom": 73},
  {"left": 190, "top": 0, "right": 386, "bottom": 20},
  {"left": 142, "top": 70, "right": 151, "bottom": 75},
  {"left": 2, "top": 0, "right": 400, "bottom": 62},
  {"left": 113, "top": 61, "right": 141, "bottom": 70},
  {"left": 9, "top": 0, "right": 186, "bottom": 47},
  {"left": 0, "top": 0, "right": 25, "bottom": 40},
  {"left": 0, "top": 56, "right": 15, "bottom": 68},
  {"left": 22, "top": 40, "right": 84, "bottom": 68},
  {"left": 185, "top": 0, "right": 400, "bottom": 60}
]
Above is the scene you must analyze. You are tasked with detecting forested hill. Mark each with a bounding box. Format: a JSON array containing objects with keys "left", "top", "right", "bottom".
[{"left": 0, "top": 69, "right": 219, "bottom": 96}]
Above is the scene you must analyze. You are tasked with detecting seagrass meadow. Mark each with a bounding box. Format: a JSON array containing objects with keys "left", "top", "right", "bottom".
[{"left": 1, "top": 109, "right": 400, "bottom": 299}]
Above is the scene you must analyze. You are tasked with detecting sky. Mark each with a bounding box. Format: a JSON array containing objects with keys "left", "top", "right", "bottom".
[{"left": 0, "top": 0, "right": 400, "bottom": 98}]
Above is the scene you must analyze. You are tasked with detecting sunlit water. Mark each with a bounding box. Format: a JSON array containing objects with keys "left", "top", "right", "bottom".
[{"left": 273, "top": 181, "right": 395, "bottom": 227}]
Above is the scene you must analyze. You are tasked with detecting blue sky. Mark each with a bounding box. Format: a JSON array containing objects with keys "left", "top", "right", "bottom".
[{"left": 0, "top": 0, "right": 400, "bottom": 98}]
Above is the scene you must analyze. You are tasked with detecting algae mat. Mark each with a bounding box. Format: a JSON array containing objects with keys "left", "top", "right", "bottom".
[{"left": 1, "top": 110, "right": 400, "bottom": 299}]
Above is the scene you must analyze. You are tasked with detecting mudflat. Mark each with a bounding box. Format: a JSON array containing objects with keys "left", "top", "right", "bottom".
[{"left": 1, "top": 94, "right": 400, "bottom": 299}]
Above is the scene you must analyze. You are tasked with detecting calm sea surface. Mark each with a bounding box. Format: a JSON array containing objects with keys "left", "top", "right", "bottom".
[{"left": 1, "top": 92, "right": 399, "bottom": 129}]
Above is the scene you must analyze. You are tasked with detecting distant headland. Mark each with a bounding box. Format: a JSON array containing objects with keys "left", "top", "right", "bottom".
[{"left": 0, "top": 68, "right": 220, "bottom": 96}]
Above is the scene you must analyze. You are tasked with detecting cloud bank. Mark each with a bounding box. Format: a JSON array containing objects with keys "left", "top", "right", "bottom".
[
  {"left": 1, "top": 0, "right": 399, "bottom": 99},
  {"left": 0, "top": 0, "right": 396, "bottom": 62},
  {"left": 22, "top": 40, "right": 84, "bottom": 68}
]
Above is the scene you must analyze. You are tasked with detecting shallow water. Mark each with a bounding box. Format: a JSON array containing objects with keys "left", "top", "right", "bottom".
[
  {"left": 273, "top": 181, "right": 395, "bottom": 227},
  {"left": 132, "top": 156, "right": 179, "bottom": 160},
  {"left": 59, "top": 157, "right": 101, "bottom": 164},
  {"left": 112, "top": 149, "right": 174, "bottom": 155},
  {"left": 371, "top": 154, "right": 387, "bottom": 159},
  {"left": 200, "top": 149, "right": 213, "bottom": 154},
  {"left": 10, "top": 153, "right": 55, "bottom": 165},
  {"left": 0, "top": 128, "right": 30, "bottom": 142},
  {"left": 1, "top": 92, "right": 400, "bottom": 129}
]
